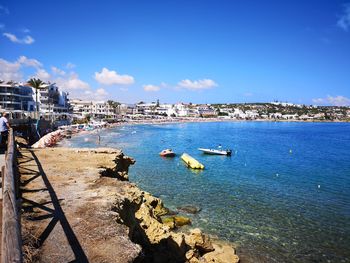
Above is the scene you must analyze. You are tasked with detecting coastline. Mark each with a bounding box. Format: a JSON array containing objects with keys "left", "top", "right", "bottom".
[
  {"left": 19, "top": 145, "right": 239, "bottom": 262},
  {"left": 109, "top": 117, "right": 350, "bottom": 127},
  {"left": 28, "top": 120, "right": 350, "bottom": 262},
  {"left": 54, "top": 117, "right": 350, "bottom": 146}
]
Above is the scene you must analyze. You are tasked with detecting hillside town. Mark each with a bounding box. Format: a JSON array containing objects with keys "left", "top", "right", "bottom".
[{"left": 1, "top": 80, "right": 350, "bottom": 123}]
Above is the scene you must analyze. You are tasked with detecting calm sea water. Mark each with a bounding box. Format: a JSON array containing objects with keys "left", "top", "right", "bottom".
[{"left": 61, "top": 122, "right": 350, "bottom": 262}]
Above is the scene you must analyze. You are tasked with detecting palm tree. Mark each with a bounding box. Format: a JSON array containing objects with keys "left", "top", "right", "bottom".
[{"left": 27, "top": 78, "right": 45, "bottom": 118}]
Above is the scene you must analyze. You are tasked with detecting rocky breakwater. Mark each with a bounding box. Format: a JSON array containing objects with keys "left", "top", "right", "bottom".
[{"left": 106, "top": 152, "right": 240, "bottom": 263}]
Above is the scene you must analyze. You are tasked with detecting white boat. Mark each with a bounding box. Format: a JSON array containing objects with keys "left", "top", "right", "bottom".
[{"left": 198, "top": 148, "right": 232, "bottom": 156}]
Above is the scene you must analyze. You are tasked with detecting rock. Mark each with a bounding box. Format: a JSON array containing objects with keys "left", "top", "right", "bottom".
[
  {"left": 177, "top": 205, "right": 202, "bottom": 214},
  {"left": 142, "top": 193, "right": 169, "bottom": 217},
  {"left": 166, "top": 208, "right": 178, "bottom": 216},
  {"left": 161, "top": 217, "right": 175, "bottom": 229},
  {"left": 162, "top": 216, "right": 191, "bottom": 228},
  {"left": 185, "top": 228, "right": 214, "bottom": 254},
  {"left": 185, "top": 249, "right": 195, "bottom": 260},
  {"left": 174, "top": 216, "right": 191, "bottom": 227},
  {"left": 202, "top": 243, "right": 239, "bottom": 263},
  {"left": 189, "top": 258, "right": 200, "bottom": 263},
  {"left": 100, "top": 152, "right": 135, "bottom": 181},
  {"left": 110, "top": 176, "right": 238, "bottom": 263}
]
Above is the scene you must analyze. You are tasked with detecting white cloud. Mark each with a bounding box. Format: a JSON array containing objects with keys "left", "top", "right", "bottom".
[
  {"left": 69, "top": 88, "right": 109, "bottom": 101},
  {"left": 312, "top": 98, "right": 325, "bottom": 104},
  {"left": 0, "top": 56, "right": 43, "bottom": 81},
  {"left": 55, "top": 73, "right": 90, "bottom": 91},
  {"left": 3, "top": 32, "right": 35, "bottom": 44},
  {"left": 66, "top": 62, "right": 76, "bottom": 69},
  {"left": 0, "top": 58, "right": 22, "bottom": 80},
  {"left": 18, "top": 56, "right": 42, "bottom": 68},
  {"left": 3, "top": 33, "right": 19, "bottom": 42},
  {"left": 94, "top": 67, "right": 134, "bottom": 85},
  {"left": 313, "top": 95, "right": 350, "bottom": 106},
  {"left": 143, "top": 84, "right": 160, "bottom": 92},
  {"left": 0, "top": 57, "right": 112, "bottom": 102},
  {"left": 96, "top": 88, "right": 108, "bottom": 96},
  {"left": 34, "top": 69, "right": 51, "bottom": 81},
  {"left": 51, "top": 66, "right": 66, "bottom": 76},
  {"left": 23, "top": 35, "right": 34, "bottom": 44},
  {"left": 177, "top": 78, "right": 218, "bottom": 90},
  {"left": 337, "top": 3, "right": 350, "bottom": 31},
  {"left": 327, "top": 95, "right": 350, "bottom": 106}
]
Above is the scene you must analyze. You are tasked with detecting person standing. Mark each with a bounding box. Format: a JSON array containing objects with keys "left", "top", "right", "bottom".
[
  {"left": 0, "top": 112, "right": 10, "bottom": 149},
  {"left": 36, "top": 116, "right": 43, "bottom": 139}
]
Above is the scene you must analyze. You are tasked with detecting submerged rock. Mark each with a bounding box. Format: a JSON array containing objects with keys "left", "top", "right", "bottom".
[
  {"left": 177, "top": 205, "right": 202, "bottom": 214},
  {"left": 174, "top": 216, "right": 192, "bottom": 227}
]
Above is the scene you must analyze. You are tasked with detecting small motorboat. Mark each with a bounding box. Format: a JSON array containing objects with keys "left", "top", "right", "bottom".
[
  {"left": 159, "top": 149, "right": 176, "bottom": 157},
  {"left": 198, "top": 148, "right": 232, "bottom": 156}
]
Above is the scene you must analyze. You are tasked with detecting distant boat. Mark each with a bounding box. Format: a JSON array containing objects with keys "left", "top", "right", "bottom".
[
  {"left": 159, "top": 149, "right": 176, "bottom": 157},
  {"left": 198, "top": 148, "right": 232, "bottom": 156}
]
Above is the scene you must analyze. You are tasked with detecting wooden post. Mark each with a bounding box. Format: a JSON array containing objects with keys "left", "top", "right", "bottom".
[{"left": 1, "top": 129, "right": 22, "bottom": 262}]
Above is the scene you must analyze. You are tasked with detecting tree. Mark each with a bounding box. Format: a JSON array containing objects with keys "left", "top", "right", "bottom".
[
  {"left": 27, "top": 78, "right": 46, "bottom": 118},
  {"left": 107, "top": 100, "right": 121, "bottom": 109}
]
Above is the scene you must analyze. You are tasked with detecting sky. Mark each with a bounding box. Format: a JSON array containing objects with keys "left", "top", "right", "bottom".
[{"left": 0, "top": 0, "right": 350, "bottom": 105}]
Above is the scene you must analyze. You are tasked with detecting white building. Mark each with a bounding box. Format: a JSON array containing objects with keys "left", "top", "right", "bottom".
[
  {"left": 156, "top": 104, "right": 177, "bottom": 116},
  {"left": 0, "top": 80, "right": 36, "bottom": 111},
  {"left": 230, "top": 108, "right": 246, "bottom": 119},
  {"left": 38, "top": 83, "right": 70, "bottom": 116},
  {"left": 70, "top": 100, "right": 116, "bottom": 119},
  {"left": 0, "top": 80, "right": 69, "bottom": 119},
  {"left": 174, "top": 103, "right": 189, "bottom": 117}
]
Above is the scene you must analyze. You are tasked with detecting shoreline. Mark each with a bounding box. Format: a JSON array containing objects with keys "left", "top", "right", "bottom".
[
  {"left": 108, "top": 117, "right": 350, "bottom": 127},
  {"left": 51, "top": 117, "right": 350, "bottom": 147},
  {"left": 19, "top": 145, "right": 239, "bottom": 262}
]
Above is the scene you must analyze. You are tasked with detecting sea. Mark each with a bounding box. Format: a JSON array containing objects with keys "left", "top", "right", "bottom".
[{"left": 61, "top": 121, "right": 350, "bottom": 263}]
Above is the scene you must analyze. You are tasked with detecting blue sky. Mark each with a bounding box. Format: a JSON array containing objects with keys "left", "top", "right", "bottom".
[{"left": 0, "top": 0, "right": 350, "bottom": 105}]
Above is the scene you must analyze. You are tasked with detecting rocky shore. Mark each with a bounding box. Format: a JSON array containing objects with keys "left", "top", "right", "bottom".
[{"left": 19, "top": 145, "right": 239, "bottom": 262}]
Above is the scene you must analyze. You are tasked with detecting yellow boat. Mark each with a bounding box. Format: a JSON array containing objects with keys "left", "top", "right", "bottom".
[{"left": 181, "top": 153, "right": 204, "bottom": 169}]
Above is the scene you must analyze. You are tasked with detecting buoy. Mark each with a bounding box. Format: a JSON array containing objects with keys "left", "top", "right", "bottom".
[
  {"left": 318, "top": 185, "right": 321, "bottom": 189},
  {"left": 289, "top": 149, "right": 292, "bottom": 154}
]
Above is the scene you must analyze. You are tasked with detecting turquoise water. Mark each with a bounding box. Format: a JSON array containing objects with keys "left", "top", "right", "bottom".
[{"left": 62, "top": 122, "right": 350, "bottom": 262}]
